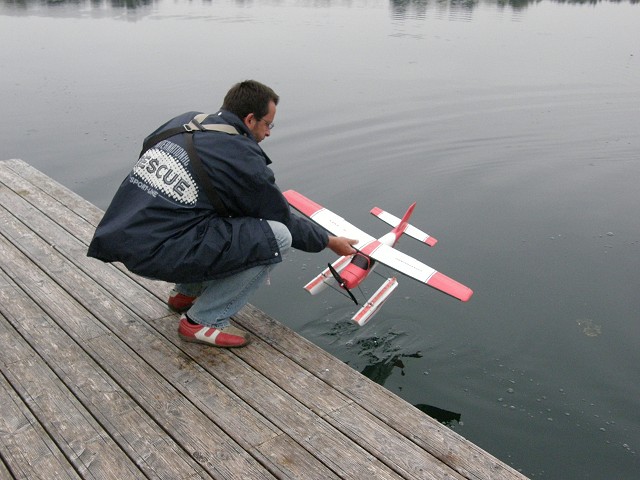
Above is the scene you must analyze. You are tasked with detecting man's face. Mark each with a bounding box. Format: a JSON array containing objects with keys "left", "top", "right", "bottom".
[{"left": 246, "top": 100, "right": 276, "bottom": 143}]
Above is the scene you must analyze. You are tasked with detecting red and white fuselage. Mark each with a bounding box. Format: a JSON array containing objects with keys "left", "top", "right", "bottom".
[{"left": 338, "top": 203, "right": 420, "bottom": 290}]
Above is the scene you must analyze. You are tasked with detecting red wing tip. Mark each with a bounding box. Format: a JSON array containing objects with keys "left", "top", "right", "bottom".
[
  {"left": 426, "top": 237, "right": 438, "bottom": 247},
  {"left": 460, "top": 288, "right": 473, "bottom": 302},
  {"left": 283, "top": 190, "right": 325, "bottom": 217},
  {"left": 370, "top": 207, "right": 383, "bottom": 216},
  {"left": 427, "top": 272, "right": 473, "bottom": 302}
]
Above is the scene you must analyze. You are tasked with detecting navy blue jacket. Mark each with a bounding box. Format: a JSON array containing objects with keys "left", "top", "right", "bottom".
[{"left": 87, "top": 110, "right": 328, "bottom": 283}]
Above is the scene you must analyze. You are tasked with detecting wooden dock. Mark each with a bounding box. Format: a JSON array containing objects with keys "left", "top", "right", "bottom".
[{"left": 0, "top": 158, "right": 528, "bottom": 479}]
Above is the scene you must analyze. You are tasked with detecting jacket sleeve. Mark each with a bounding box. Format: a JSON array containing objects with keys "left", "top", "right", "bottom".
[
  {"left": 242, "top": 169, "right": 329, "bottom": 253},
  {"left": 198, "top": 133, "right": 329, "bottom": 252},
  {"left": 279, "top": 200, "right": 330, "bottom": 253}
]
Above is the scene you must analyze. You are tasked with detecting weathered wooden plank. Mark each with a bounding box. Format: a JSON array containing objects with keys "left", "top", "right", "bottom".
[
  {"left": 0, "top": 160, "right": 172, "bottom": 321},
  {"left": 0, "top": 176, "right": 338, "bottom": 476},
  {"left": 0, "top": 182, "right": 281, "bottom": 447},
  {"left": 2, "top": 158, "right": 103, "bottom": 225},
  {"left": 0, "top": 162, "right": 171, "bottom": 321},
  {"left": 135, "top": 315, "right": 403, "bottom": 479},
  {"left": 0, "top": 212, "right": 277, "bottom": 479},
  {"left": 251, "top": 434, "right": 343, "bottom": 480},
  {"left": 235, "top": 304, "right": 529, "bottom": 480},
  {"left": 0, "top": 255, "right": 333, "bottom": 479},
  {"left": 0, "top": 159, "right": 529, "bottom": 480},
  {"left": 326, "top": 403, "right": 463, "bottom": 480},
  {"left": 233, "top": 332, "right": 353, "bottom": 416},
  {"left": 0, "top": 457, "right": 14, "bottom": 480},
  {"left": 0, "top": 161, "right": 410, "bottom": 479},
  {"left": 0, "top": 326, "right": 80, "bottom": 480},
  {"left": 0, "top": 160, "right": 171, "bottom": 326},
  {"left": 0, "top": 301, "right": 143, "bottom": 479},
  {"left": 0, "top": 272, "right": 211, "bottom": 479},
  {"left": 230, "top": 319, "right": 466, "bottom": 479}
]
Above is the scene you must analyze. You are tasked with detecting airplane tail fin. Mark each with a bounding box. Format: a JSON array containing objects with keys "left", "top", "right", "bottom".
[
  {"left": 370, "top": 205, "right": 438, "bottom": 247},
  {"left": 392, "top": 202, "right": 416, "bottom": 237}
]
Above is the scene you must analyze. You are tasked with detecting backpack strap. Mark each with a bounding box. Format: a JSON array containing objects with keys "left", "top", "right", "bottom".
[
  {"left": 186, "top": 113, "right": 239, "bottom": 136},
  {"left": 183, "top": 131, "right": 231, "bottom": 217},
  {"left": 139, "top": 114, "right": 238, "bottom": 157},
  {"left": 138, "top": 114, "right": 239, "bottom": 217}
]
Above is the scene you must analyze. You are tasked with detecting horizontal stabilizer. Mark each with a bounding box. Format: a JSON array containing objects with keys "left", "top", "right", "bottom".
[
  {"left": 370, "top": 207, "right": 437, "bottom": 246},
  {"left": 352, "top": 277, "right": 399, "bottom": 326}
]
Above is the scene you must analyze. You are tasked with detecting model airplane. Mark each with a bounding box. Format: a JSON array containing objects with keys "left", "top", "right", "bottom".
[{"left": 284, "top": 190, "right": 473, "bottom": 326}]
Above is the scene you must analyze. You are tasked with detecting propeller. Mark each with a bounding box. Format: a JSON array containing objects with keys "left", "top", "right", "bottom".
[{"left": 328, "top": 263, "right": 358, "bottom": 305}]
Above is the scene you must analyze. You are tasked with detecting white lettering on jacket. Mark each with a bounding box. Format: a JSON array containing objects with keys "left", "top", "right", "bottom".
[{"left": 132, "top": 140, "right": 198, "bottom": 206}]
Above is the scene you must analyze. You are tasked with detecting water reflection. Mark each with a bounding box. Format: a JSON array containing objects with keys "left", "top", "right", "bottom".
[
  {"left": 389, "top": 0, "right": 638, "bottom": 19},
  {"left": 360, "top": 351, "right": 422, "bottom": 384},
  {"left": 359, "top": 350, "right": 462, "bottom": 426},
  {"left": 0, "top": 0, "right": 157, "bottom": 17},
  {"left": 2, "top": 0, "right": 154, "bottom": 9},
  {"left": 414, "top": 404, "right": 461, "bottom": 426},
  {"left": 2, "top": 0, "right": 637, "bottom": 15}
]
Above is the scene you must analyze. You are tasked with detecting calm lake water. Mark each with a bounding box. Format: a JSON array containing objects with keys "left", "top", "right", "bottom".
[{"left": 1, "top": 0, "right": 639, "bottom": 477}]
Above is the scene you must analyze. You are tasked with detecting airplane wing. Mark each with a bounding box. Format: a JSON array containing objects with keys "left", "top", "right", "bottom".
[
  {"left": 283, "top": 189, "right": 376, "bottom": 249},
  {"left": 284, "top": 190, "right": 473, "bottom": 302},
  {"left": 358, "top": 240, "right": 473, "bottom": 302}
]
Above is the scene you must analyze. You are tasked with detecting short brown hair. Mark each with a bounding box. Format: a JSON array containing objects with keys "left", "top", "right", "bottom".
[{"left": 222, "top": 80, "right": 279, "bottom": 120}]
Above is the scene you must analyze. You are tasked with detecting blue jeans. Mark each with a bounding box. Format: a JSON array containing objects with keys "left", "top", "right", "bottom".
[{"left": 174, "top": 220, "right": 292, "bottom": 328}]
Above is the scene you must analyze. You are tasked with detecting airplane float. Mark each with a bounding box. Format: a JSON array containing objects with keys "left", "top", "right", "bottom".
[{"left": 283, "top": 190, "right": 473, "bottom": 326}]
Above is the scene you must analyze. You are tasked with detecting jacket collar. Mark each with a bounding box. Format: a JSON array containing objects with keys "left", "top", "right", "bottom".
[{"left": 210, "top": 110, "right": 273, "bottom": 165}]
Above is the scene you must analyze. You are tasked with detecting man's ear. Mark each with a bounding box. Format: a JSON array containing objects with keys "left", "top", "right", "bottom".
[{"left": 243, "top": 113, "right": 256, "bottom": 129}]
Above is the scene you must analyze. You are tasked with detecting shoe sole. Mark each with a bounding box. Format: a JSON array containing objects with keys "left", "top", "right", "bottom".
[{"left": 178, "top": 333, "right": 250, "bottom": 348}]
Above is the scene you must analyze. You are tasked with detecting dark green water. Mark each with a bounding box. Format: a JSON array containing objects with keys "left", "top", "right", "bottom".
[{"left": 1, "top": 1, "right": 639, "bottom": 477}]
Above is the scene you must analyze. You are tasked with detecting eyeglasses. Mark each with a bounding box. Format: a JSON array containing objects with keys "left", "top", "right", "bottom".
[{"left": 259, "top": 118, "right": 275, "bottom": 130}]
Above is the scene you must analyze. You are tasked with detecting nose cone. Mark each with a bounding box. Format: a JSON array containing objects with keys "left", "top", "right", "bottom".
[{"left": 340, "top": 265, "right": 366, "bottom": 290}]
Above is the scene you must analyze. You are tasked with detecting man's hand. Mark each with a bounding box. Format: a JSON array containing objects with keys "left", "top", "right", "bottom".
[{"left": 327, "top": 236, "right": 358, "bottom": 256}]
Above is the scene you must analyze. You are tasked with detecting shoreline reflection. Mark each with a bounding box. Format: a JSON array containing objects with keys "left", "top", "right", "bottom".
[{"left": 1, "top": 0, "right": 637, "bottom": 15}]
